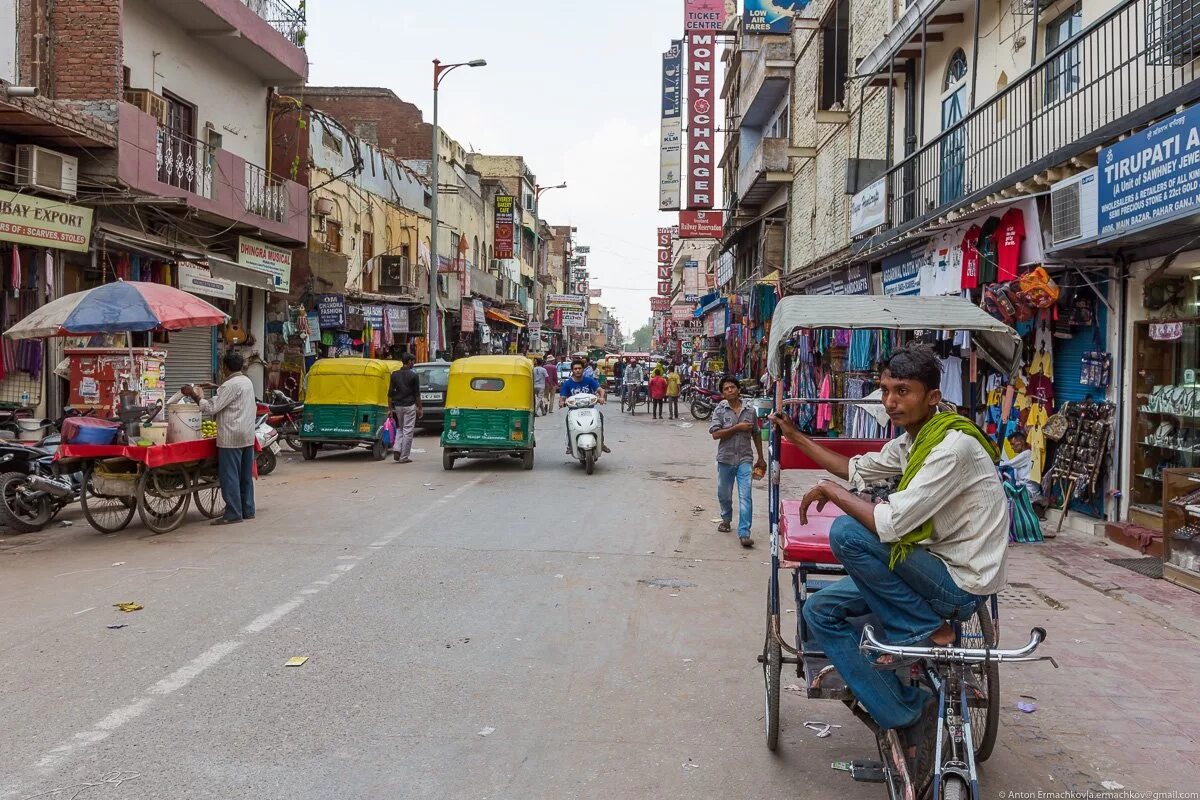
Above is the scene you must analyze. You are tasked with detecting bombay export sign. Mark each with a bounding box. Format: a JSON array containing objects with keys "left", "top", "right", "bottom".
[
  {"left": 0, "top": 189, "right": 93, "bottom": 252},
  {"left": 1097, "top": 103, "right": 1200, "bottom": 237}
]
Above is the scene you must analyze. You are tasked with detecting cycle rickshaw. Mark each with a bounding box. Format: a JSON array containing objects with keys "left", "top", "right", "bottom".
[{"left": 759, "top": 295, "right": 1055, "bottom": 800}]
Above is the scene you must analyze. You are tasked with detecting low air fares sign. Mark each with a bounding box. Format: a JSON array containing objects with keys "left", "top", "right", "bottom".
[
  {"left": 687, "top": 33, "right": 717, "bottom": 209},
  {"left": 1098, "top": 103, "right": 1200, "bottom": 237}
]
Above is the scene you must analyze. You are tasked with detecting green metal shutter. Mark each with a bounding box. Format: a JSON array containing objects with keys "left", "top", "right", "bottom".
[{"left": 1053, "top": 302, "right": 1108, "bottom": 406}]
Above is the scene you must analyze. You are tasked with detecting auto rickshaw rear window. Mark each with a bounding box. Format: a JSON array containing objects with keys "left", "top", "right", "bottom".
[{"left": 471, "top": 378, "right": 505, "bottom": 391}]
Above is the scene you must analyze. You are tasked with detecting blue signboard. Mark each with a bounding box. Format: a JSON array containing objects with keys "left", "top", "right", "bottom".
[
  {"left": 662, "top": 40, "right": 682, "bottom": 119},
  {"left": 743, "top": 0, "right": 807, "bottom": 35},
  {"left": 1098, "top": 102, "right": 1200, "bottom": 237},
  {"left": 882, "top": 247, "right": 923, "bottom": 296},
  {"left": 316, "top": 293, "right": 346, "bottom": 329}
]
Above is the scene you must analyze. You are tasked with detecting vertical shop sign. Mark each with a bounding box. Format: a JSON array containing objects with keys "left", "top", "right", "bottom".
[
  {"left": 657, "top": 227, "right": 673, "bottom": 298},
  {"left": 686, "top": 33, "right": 717, "bottom": 209},
  {"left": 494, "top": 195, "right": 515, "bottom": 259},
  {"left": 660, "top": 40, "right": 683, "bottom": 211},
  {"left": 461, "top": 300, "right": 475, "bottom": 333},
  {"left": 683, "top": 260, "right": 701, "bottom": 301}
]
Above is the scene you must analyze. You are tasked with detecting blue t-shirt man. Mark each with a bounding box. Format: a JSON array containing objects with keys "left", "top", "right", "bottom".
[{"left": 560, "top": 376, "right": 601, "bottom": 398}]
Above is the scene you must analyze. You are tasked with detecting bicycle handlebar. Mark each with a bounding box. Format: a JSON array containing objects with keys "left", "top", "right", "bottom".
[{"left": 860, "top": 625, "right": 1056, "bottom": 666}]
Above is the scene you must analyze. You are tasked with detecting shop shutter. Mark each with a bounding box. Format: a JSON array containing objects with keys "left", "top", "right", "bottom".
[
  {"left": 1053, "top": 301, "right": 1108, "bottom": 406},
  {"left": 162, "top": 326, "right": 215, "bottom": 395}
]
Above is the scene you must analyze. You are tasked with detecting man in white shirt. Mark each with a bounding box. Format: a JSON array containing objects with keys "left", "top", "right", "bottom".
[
  {"left": 182, "top": 352, "right": 257, "bottom": 525},
  {"left": 770, "top": 344, "right": 1007, "bottom": 789}
]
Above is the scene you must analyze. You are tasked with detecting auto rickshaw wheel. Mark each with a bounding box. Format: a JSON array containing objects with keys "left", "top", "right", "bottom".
[
  {"left": 521, "top": 450, "right": 534, "bottom": 470},
  {"left": 442, "top": 450, "right": 455, "bottom": 471},
  {"left": 371, "top": 438, "right": 386, "bottom": 461},
  {"left": 301, "top": 442, "right": 319, "bottom": 461}
]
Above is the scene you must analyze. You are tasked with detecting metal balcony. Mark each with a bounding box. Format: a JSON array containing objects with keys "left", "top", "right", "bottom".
[
  {"left": 244, "top": 162, "right": 287, "bottom": 224},
  {"left": 243, "top": 0, "right": 305, "bottom": 45},
  {"left": 872, "top": 0, "right": 1200, "bottom": 248},
  {"left": 157, "top": 127, "right": 215, "bottom": 198}
]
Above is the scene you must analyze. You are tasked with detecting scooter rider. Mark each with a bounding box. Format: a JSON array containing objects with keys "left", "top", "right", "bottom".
[{"left": 559, "top": 359, "right": 608, "bottom": 454}]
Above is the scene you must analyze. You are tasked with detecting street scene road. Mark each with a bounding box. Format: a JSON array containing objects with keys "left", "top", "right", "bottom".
[{"left": 3, "top": 410, "right": 1197, "bottom": 799}]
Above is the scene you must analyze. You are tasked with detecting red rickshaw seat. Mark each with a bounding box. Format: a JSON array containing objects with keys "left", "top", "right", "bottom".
[
  {"left": 779, "top": 499, "right": 842, "bottom": 565},
  {"left": 779, "top": 437, "right": 890, "bottom": 470}
]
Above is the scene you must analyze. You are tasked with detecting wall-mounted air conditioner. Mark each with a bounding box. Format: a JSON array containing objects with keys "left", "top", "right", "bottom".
[
  {"left": 15, "top": 145, "right": 78, "bottom": 199},
  {"left": 125, "top": 88, "right": 168, "bottom": 125},
  {"left": 1049, "top": 167, "right": 1098, "bottom": 246}
]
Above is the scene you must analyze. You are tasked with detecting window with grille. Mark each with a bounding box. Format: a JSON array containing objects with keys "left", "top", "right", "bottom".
[
  {"left": 1148, "top": 0, "right": 1200, "bottom": 65},
  {"left": 1045, "top": 4, "right": 1083, "bottom": 104}
]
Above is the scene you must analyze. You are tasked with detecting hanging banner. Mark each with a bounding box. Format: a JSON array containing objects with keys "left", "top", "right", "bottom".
[
  {"left": 743, "top": 0, "right": 799, "bottom": 34},
  {"left": 548, "top": 293, "right": 587, "bottom": 311},
  {"left": 717, "top": 250, "right": 734, "bottom": 287},
  {"left": 684, "top": 0, "right": 726, "bottom": 31},
  {"left": 660, "top": 40, "right": 684, "bottom": 211},
  {"left": 494, "top": 195, "right": 515, "bottom": 259},
  {"left": 850, "top": 177, "right": 887, "bottom": 237},
  {"left": 683, "top": 260, "right": 701, "bottom": 301},
  {"left": 473, "top": 299, "right": 486, "bottom": 325},
  {"left": 588, "top": 288, "right": 602, "bottom": 298},
  {"left": 686, "top": 33, "right": 717, "bottom": 209},
  {"left": 679, "top": 209, "right": 723, "bottom": 238},
  {"left": 461, "top": 300, "right": 475, "bottom": 333}
]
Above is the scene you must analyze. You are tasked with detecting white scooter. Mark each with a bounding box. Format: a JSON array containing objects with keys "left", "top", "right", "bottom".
[
  {"left": 564, "top": 392, "right": 604, "bottom": 475},
  {"left": 255, "top": 413, "right": 282, "bottom": 476}
]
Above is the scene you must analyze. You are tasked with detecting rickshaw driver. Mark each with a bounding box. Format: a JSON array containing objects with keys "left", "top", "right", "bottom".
[
  {"left": 559, "top": 358, "right": 609, "bottom": 454},
  {"left": 769, "top": 344, "right": 1008, "bottom": 780}
]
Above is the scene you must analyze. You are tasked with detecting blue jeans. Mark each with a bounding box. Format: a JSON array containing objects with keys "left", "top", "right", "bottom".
[
  {"left": 217, "top": 445, "right": 255, "bottom": 522},
  {"left": 716, "top": 461, "right": 753, "bottom": 538},
  {"left": 803, "top": 516, "right": 981, "bottom": 730}
]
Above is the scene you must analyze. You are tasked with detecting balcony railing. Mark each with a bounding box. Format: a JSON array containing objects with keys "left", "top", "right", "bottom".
[
  {"left": 243, "top": 0, "right": 306, "bottom": 45},
  {"left": 881, "top": 0, "right": 1200, "bottom": 239},
  {"left": 245, "top": 162, "right": 288, "bottom": 223},
  {"left": 157, "top": 127, "right": 214, "bottom": 198}
]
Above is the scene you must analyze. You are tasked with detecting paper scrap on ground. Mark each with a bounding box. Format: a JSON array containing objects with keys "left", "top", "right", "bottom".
[
  {"left": 284, "top": 656, "right": 309, "bottom": 667},
  {"left": 478, "top": 727, "right": 495, "bottom": 737},
  {"left": 113, "top": 602, "right": 143, "bottom": 613},
  {"left": 1017, "top": 701, "right": 1037, "bottom": 713}
]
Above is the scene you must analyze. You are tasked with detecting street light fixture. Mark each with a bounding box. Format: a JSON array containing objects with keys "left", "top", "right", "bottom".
[{"left": 427, "top": 57, "right": 486, "bottom": 358}]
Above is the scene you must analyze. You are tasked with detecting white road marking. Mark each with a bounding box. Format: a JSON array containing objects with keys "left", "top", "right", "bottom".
[
  {"left": 13, "top": 475, "right": 487, "bottom": 794},
  {"left": 73, "top": 607, "right": 96, "bottom": 615}
]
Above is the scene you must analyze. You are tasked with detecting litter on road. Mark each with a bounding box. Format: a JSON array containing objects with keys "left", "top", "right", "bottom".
[
  {"left": 803, "top": 721, "right": 841, "bottom": 738},
  {"left": 106, "top": 624, "right": 127, "bottom": 629},
  {"left": 113, "top": 602, "right": 143, "bottom": 613},
  {"left": 478, "top": 726, "right": 495, "bottom": 737},
  {"left": 1017, "top": 701, "right": 1037, "bottom": 713},
  {"left": 284, "top": 656, "right": 309, "bottom": 667}
]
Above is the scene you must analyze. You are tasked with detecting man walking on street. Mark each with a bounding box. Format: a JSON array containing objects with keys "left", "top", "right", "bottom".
[
  {"left": 666, "top": 366, "right": 682, "bottom": 419},
  {"left": 182, "top": 352, "right": 257, "bottom": 526},
  {"left": 709, "top": 375, "right": 765, "bottom": 547},
  {"left": 543, "top": 355, "right": 559, "bottom": 412},
  {"left": 533, "top": 357, "right": 549, "bottom": 414},
  {"left": 389, "top": 353, "right": 422, "bottom": 463}
]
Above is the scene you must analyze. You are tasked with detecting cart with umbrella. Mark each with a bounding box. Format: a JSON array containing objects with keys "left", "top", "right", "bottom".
[{"left": 4, "top": 280, "right": 232, "bottom": 533}]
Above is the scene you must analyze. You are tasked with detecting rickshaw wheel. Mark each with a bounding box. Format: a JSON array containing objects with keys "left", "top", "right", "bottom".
[
  {"left": 193, "top": 485, "right": 225, "bottom": 519},
  {"left": 763, "top": 595, "right": 782, "bottom": 751},
  {"left": 961, "top": 604, "right": 1000, "bottom": 761},
  {"left": 137, "top": 469, "right": 191, "bottom": 534},
  {"left": 80, "top": 467, "right": 135, "bottom": 534},
  {"left": 442, "top": 450, "right": 455, "bottom": 471},
  {"left": 371, "top": 438, "right": 386, "bottom": 461},
  {"left": 521, "top": 450, "right": 534, "bottom": 470},
  {"left": 301, "top": 442, "right": 318, "bottom": 461}
]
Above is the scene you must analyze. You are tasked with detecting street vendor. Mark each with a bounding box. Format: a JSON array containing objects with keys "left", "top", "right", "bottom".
[{"left": 182, "top": 351, "right": 257, "bottom": 525}]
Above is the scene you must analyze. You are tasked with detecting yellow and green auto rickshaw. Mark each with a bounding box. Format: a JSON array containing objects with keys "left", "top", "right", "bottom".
[
  {"left": 441, "top": 355, "right": 535, "bottom": 471},
  {"left": 298, "top": 358, "right": 403, "bottom": 462}
]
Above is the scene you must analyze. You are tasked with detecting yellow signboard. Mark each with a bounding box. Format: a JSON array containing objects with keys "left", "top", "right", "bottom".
[{"left": 0, "top": 189, "right": 93, "bottom": 252}]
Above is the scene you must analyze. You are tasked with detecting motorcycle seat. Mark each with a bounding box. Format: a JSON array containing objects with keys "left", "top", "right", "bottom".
[
  {"left": 266, "top": 402, "right": 303, "bottom": 414},
  {"left": 779, "top": 499, "right": 842, "bottom": 565}
]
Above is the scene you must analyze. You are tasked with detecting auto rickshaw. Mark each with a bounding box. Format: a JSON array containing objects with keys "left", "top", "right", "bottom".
[
  {"left": 298, "top": 358, "right": 404, "bottom": 462},
  {"left": 441, "top": 355, "right": 535, "bottom": 471}
]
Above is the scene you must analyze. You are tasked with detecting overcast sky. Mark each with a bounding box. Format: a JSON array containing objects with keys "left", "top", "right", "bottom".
[{"left": 306, "top": 0, "right": 690, "bottom": 334}]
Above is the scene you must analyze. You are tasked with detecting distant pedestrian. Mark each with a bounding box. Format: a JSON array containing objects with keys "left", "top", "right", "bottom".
[
  {"left": 388, "top": 353, "right": 422, "bottom": 463},
  {"left": 665, "top": 367, "right": 682, "bottom": 419},
  {"left": 533, "top": 357, "right": 549, "bottom": 413},
  {"left": 182, "top": 352, "right": 256, "bottom": 526},
  {"left": 708, "top": 375, "right": 766, "bottom": 547},
  {"left": 543, "top": 355, "right": 559, "bottom": 412},
  {"left": 649, "top": 367, "right": 667, "bottom": 419}
]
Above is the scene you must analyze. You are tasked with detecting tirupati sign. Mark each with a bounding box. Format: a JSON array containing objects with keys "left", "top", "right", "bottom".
[{"left": 686, "top": 33, "right": 716, "bottom": 209}]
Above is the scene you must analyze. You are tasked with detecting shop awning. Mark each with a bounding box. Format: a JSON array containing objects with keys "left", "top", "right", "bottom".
[
  {"left": 484, "top": 308, "right": 525, "bottom": 328},
  {"left": 97, "top": 224, "right": 275, "bottom": 291},
  {"left": 693, "top": 296, "right": 726, "bottom": 318},
  {"left": 206, "top": 256, "right": 276, "bottom": 291}
]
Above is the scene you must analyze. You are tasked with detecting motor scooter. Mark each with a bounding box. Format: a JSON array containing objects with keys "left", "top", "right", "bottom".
[
  {"left": 256, "top": 389, "right": 304, "bottom": 451},
  {"left": 565, "top": 393, "right": 604, "bottom": 475},
  {"left": 255, "top": 414, "right": 282, "bottom": 476}
]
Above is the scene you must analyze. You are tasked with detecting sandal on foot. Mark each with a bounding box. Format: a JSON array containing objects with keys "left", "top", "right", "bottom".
[{"left": 717, "top": 520, "right": 732, "bottom": 533}]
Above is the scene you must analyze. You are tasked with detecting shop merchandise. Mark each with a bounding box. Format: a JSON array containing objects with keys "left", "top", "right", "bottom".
[
  {"left": 977, "top": 216, "right": 1002, "bottom": 284},
  {"left": 1042, "top": 400, "right": 1115, "bottom": 505},
  {"left": 960, "top": 225, "right": 982, "bottom": 289},
  {"left": 938, "top": 355, "right": 964, "bottom": 406},
  {"left": 996, "top": 207, "right": 1026, "bottom": 281}
]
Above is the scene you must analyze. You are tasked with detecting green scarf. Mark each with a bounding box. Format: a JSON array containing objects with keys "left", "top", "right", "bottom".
[{"left": 888, "top": 412, "right": 1000, "bottom": 569}]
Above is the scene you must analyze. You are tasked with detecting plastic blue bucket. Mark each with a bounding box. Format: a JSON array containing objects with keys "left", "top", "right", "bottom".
[{"left": 73, "top": 425, "right": 119, "bottom": 445}]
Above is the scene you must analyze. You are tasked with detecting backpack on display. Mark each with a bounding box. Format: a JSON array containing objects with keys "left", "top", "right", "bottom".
[
  {"left": 983, "top": 284, "right": 1017, "bottom": 324},
  {"left": 1017, "top": 267, "right": 1061, "bottom": 309}
]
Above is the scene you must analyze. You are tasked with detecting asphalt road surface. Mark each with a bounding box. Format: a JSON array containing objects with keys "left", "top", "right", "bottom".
[{"left": 1, "top": 409, "right": 1077, "bottom": 799}]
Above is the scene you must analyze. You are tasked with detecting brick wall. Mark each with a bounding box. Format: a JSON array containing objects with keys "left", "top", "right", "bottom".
[
  {"left": 295, "top": 87, "right": 433, "bottom": 160},
  {"left": 49, "top": 0, "right": 122, "bottom": 108}
]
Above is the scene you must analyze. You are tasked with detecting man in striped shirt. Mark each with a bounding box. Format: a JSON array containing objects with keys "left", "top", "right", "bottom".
[{"left": 771, "top": 344, "right": 1008, "bottom": 789}]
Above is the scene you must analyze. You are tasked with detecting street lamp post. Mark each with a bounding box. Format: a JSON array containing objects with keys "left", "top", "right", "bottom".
[
  {"left": 428, "top": 57, "right": 486, "bottom": 359},
  {"left": 532, "top": 182, "right": 566, "bottom": 354}
]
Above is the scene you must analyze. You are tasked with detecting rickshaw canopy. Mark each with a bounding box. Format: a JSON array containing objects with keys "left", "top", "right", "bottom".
[
  {"left": 766, "top": 295, "right": 1022, "bottom": 380},
  {"left": 446, "top": 356, "right": 534, "bottom": 411},
  {"left": 303, "top": 358, "right": 404, "bottom": 407}
]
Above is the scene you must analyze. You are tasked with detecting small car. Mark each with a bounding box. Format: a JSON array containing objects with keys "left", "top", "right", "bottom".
[{"left": 414, "top": 361, "right": 451, "bottom": 431}]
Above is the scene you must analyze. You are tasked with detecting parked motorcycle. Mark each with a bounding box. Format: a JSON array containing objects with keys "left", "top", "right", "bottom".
[
  {"left": 689, "top": 388, "right": 722, "bottom": 421},
  {"left": 565, "top": 393, "right": 604, "bottom": 475},
  {"left": 255, "top": 414, "right": 282, "bottom": 476},
  {"left": 256, "top": 390, "right": 304, "bottom": 451},
  {"left": 0, "top": 437, "right": 81, "bottom": 533}
]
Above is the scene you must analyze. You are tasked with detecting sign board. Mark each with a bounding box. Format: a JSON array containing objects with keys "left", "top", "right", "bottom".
[
  {"left": 881, "top": 247, "right": 924, "bottom": 297},
  {"left": 562, "top": 310, "right": 586, "bottom": 328},
  {"left": 845, "top": 264, "right": 871, "bottom": 295},
  {"left": 1097, "top": 103, "right": 1200, "bottom": 237},
  {"left": 387, "top": 305, "right": 408, "bottom": 334},
  {"left": 686, "top": 33, "right": 716, "bottom": 209},
  {"left": 238, "top": 236, "right": 292, "bottom": 292},
  {"left": 650, "top": 296, "right": 670, "bottom": 312},
  {"left": 717, "top": 250, "right": 734, "bottom": 286},
  {"left": 528, "top": 320, "right": 541, "bottom": 333},
  {"left": 494, "top": 195, "right": 515, "bottom": 259},
  {"left": 0, "top": 189, "right": 93, "bottom": 252},
  {"left": 849, "top": 177, "right": 886, "bottom": 237},
  {"left": 660, "top": 40, "right": 684, "bottom": 211},
  {"left": 672, "top": 304, "right": 695, "bottom": 322},
  {"left": 473, "top": 299, "right": 486, "bottom": 325},
  {"left": 658, "top": 280, "right": 673, "bottom": 295},
  {"left": 575, "top": 245, "right": 591, "bottom": 254},
  {"left": 177, "top": 261, "right": 235, "bottom": 301},
  {"left": 461, "top": 300, "right": 475, "bottom": 333},
  {"left": 679, "top": 209, "right": 723, "bottom": 238},
  {"left": 743, "top": 0, "right": 802, "bottom": 34},
  {"left": 361, "top": 304, "right": 384, "bottom": 328},
  {"left": 589, "top": 288, "right": 602, "bottom": 298},
  {"left": 684, "top": 0, "right": 726, "bottom": 31},
  {"left": 316, "top": 293, "right": 346, "bottom": 329},
  {"left": 683, "top": 260, "right": 701, "bottom": 301},
  {"left": 548, "top": 293, "right": 587, "bottom": 311}
]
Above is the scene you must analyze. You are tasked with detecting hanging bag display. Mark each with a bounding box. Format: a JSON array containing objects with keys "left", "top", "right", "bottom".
[{"left": 1017, "top": 266, "right": 1061, "bottom": 309}]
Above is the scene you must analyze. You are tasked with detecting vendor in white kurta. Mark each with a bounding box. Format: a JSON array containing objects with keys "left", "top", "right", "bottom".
[{"left": 182, "top": 351, "right": 258, "bottom": 525}]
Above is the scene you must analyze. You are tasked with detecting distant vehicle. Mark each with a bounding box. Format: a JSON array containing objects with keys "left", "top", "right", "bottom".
[
  {"left": 557, "top": 363, "right": 572, "bottom": 382},
  {"left": 415, "top": 361, "right": 451, "bottom": 431}
]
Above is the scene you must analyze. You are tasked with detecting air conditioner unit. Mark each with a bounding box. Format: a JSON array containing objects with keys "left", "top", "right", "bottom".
[
  {"left": 15, "top": 145, "right": 79, "bottom": 199},
  {"left": 125, "top": 88, "right": 168, "bottom": 125},
  {"left": 1049, "top": 167, "right": 1098, "bottom": 246}
]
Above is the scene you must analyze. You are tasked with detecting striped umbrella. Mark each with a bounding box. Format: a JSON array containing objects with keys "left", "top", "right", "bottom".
[{"left": 3, "top": 280, "right": 227, "bottom": 339}]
